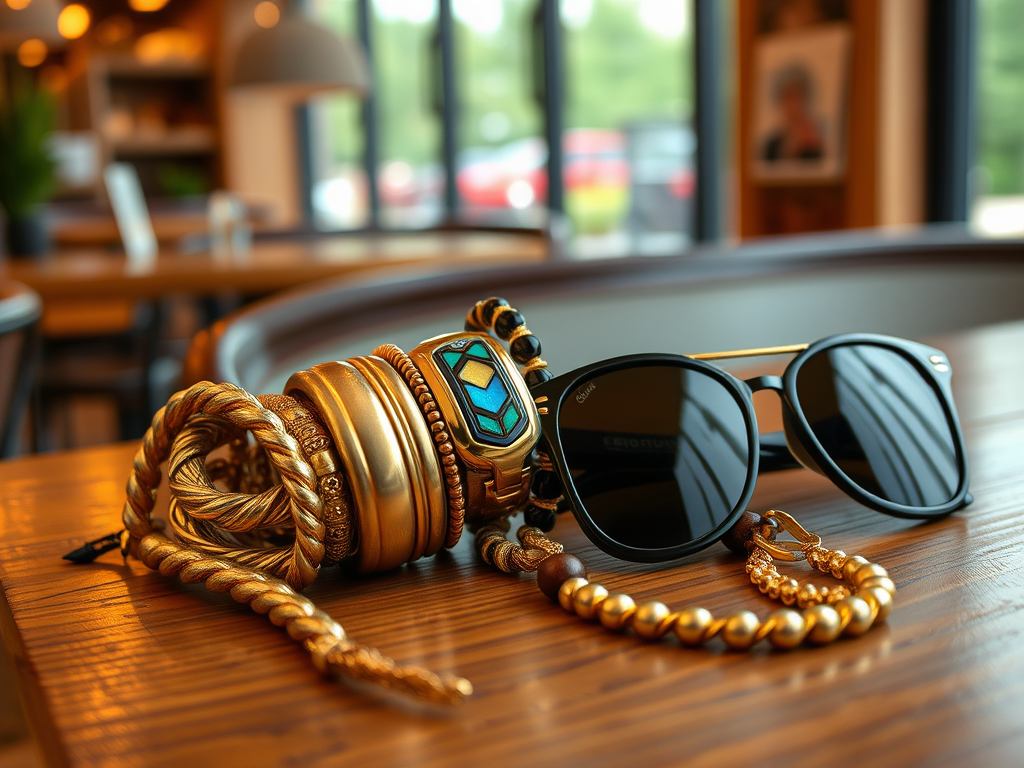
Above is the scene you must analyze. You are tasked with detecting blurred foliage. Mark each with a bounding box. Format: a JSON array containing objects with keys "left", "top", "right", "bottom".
[
  {"left": 456, "top": 0, "right": 541, "bottom": 154},
  {"left": 0, "top": 76, "right": 57, "bottom": 220},
  {"left": 563, "top": 0, "right": 691, "bottom": 133},
  {"left": 313, "top": 0, "right": 691, "bottom": 165},
  {"left": 157, "top": 163, "right": 210, "bottom": 198},
  {"left": 978, "top": 0, "right": 1024, "bottom": 196}
]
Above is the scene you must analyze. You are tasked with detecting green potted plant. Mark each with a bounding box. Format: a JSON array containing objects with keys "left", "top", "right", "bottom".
[{"left": 0, "top": 76, "right": 57, "bottom": 257}]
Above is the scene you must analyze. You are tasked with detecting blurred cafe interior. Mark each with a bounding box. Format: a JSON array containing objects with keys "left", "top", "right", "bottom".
[{"left": 2, "top": 1, "right": 1024, "bottom": 766}]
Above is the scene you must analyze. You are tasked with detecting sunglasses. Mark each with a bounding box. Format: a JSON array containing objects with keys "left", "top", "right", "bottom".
[{"left": 529, "top": 333, "right": 970, "bottom": 563}]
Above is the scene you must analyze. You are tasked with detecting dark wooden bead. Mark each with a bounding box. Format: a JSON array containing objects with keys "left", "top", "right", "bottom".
[
  {"left": 530, "top": 469, "right": 561, "bottom": 500},
  {"left": 480, "top": 297, "right": 509, "bottom": 326},
  {"left": 510, "top": 334, "right": 542, "bottom": 364},
  {"left": 721, "top": 510, "right": 764, "bottom": 556},
  {"left": 524, "top": 502, "right": 557, "bottom": 532},
  {"left": 536, "top": 553, "right": 588, "bottom": 601},
  {"left": 494, "top": 309, "right": 525, "bottom": 339},
  {"left": 524, "top": 368, "right": 553, "bottom": 387}
]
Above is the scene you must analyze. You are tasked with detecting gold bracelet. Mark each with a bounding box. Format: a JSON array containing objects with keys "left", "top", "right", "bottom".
[{"left": 478, "top": 509, "right": 894, "bottom": 651}]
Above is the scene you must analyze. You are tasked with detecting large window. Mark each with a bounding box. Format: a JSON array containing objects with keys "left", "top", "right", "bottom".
[
  {"left": 310, "top": 0, "right": 443, "bottom": 229},
  {"left": 308, "top": 0, "right": 368, "bottom": 229},
  {"left": 455, "top": 0, "right": 545, "bottom": 226},
  {"left": 305, "top": 0, "right": 697, "bottom": 252},
  {"left": 563, "top": 0, "right": 694, "bottom": 255},
  {"left": 973, "top": 0, "right": 1024, "bottom": 235}
]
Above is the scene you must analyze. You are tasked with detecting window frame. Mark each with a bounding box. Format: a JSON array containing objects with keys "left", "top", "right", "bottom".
[{"left": 298, "top": 0, "right": 725, "bottom": 246}]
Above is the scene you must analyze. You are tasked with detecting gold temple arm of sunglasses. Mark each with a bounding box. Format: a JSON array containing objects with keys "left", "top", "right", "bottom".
[{"left": 686, "top": 343, "right": 810, "bottom": 361}]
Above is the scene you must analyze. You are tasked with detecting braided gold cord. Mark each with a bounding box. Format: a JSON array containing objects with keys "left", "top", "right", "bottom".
[
  {"left": 135, "top": 531, "right": 470, "bottom": 705},
  {"left": 124, "top": 381, "right": 325, "bottom": 590},
  {"left": 475, "top": 518, "right": 563, "bottom": 573},
  {"left": 122, "top": 381, "right": 470, "bottom": 705},
  {"left": 163, "top": 413, "right": 324, "bottom": 589}
]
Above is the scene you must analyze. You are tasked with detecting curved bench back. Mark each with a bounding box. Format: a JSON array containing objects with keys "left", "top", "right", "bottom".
[{"left": 186, "top": 226, "right": 1024, "bottom": 394}]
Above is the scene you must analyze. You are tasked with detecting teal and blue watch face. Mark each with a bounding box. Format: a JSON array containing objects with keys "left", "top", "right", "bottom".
[{"left": 434, "top": 338, "right": 527, "bottom": 446}]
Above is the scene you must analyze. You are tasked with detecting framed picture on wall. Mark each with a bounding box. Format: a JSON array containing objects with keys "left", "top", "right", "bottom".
[{"left": 751, "top": 23, "right": 851, "bottom": 182}]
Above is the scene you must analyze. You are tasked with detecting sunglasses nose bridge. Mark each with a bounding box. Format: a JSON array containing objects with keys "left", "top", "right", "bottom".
[{"left": 743, "top": 375, "right": 784, "bottom": 395}]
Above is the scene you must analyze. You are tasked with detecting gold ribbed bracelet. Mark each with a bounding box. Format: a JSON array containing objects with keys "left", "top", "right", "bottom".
[{"left": 373, "top": 343, "right": 467, "bottom": 548}]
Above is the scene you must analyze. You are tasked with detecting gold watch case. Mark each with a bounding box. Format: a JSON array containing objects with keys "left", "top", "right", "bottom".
[{"left": 409, "top": 332, "right": 540, "bottom": 525}]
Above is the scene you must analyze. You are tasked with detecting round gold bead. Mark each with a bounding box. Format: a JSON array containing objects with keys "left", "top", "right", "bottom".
[
  {"left": 674, "top": 607, "right": 713, "bottom": 646},
  {"left": 796, "top": 583, "right": 819, "bottom": 607},
  {"left": 861, "top": 585, "right": 894, "bottom": 622},
  {"left": 836, "top": 595, "right": 874, "bottom": 636},
  {"left": 598, "top": 593, "right": 637, "bottom": 631},
  {"left": 858, "top": 575, "right": 896, "bottom": 596},
  {"left": 558, "top": 577, "right": 588, "bottom": 613},
  {"left": 722, "top": 611, "right": 761, "bottom": 651},
  {"left": 805, "top": 604, "right": 842, "bottom": 644},
  {"left": 632, "top": 601, "right": 672, "bottom": 640},
  {"left": 842, "top": 555, "right": 870, "bottom": 583},
  {"left": 748, "top": 566, "right": 765, "bottom": 583},
  {"left": 779, "top": 578, "right": 800, "bottom": 606},
  {"left": 766, "top": 608, "right": 806, "bottom": 650},
  {"left": 853, "top": 563, "right": 889, "bottom": 586},
  {"left": 573, "top": 583, "right": 609, "bottom": 621}
]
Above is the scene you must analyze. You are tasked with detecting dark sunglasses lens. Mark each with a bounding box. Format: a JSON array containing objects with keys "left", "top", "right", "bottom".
[
  {"left": 557, "top": 364, "right": 751, "bottom": 551},
  {"left": 796, "top": 344, "right": 960, "bottom": 507}
]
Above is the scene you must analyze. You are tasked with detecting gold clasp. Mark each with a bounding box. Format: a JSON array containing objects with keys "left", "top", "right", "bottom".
[{"left": 752, "top": 509, "right": 821, "bottom": 562}]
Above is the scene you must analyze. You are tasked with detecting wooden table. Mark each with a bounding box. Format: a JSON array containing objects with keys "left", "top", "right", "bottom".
[
  {"left": 2, "top": 318, "right": 1024, "bottom": 767},
  {"left": 0, "top": 232, "right": 547, "bottom": 301}
]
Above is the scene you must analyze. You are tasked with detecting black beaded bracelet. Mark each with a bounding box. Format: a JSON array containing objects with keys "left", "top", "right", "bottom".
[{"left": 465, "top": 296, "right": 553, "bottom": 386}]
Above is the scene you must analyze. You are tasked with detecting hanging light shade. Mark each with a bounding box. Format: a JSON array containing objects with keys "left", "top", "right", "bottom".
[
  {"left": 0, "top": 0, "right": 62, "bottom": 50},
  {"left": 229, "top": 16, "right": 370, "bottom": 101}
]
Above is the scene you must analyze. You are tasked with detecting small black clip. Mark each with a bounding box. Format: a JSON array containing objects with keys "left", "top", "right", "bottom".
[{"left": 62, "top": 531, "right": 123, "bottom": 564}]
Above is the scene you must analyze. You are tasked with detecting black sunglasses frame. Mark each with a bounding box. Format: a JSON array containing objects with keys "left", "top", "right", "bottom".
[{"left": 529, "top": 333, "right": 970, "bottom": 563}]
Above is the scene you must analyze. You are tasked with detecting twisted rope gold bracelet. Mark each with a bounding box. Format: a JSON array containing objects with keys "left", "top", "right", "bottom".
[{"left": 121, "top": 380, "right": 471, "bottom": 705}]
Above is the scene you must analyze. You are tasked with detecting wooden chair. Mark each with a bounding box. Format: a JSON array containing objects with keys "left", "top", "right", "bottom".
[
  {"left": 0, "top": 281, "right": 42, "bottom": 458},
  {"left": 36, "top": 300, "right": 166, "bottom": 448}
]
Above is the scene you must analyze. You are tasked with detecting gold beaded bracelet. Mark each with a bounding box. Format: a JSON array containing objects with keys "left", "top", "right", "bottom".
[
  {"left": 541, "top": 510, "right": 893, "bottom": 651},
  {"left": 474, "top": 507, "right": 894, "bottom": 653}
]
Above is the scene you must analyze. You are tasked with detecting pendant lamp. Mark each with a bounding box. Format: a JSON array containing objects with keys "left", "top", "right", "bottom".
[{"left": 229, "top": 12, "right": 369, "bottom": 101}]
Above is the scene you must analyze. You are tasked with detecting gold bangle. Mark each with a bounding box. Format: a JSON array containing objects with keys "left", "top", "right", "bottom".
[
  {"left": 350, "top": 356, "right": 446, "bottom": 563},
  {"left": 373, "top": 343, "right": 468, "bottom": 548},
  {"left": 287, "top": 360, "right": 445, "bottom": 573}
]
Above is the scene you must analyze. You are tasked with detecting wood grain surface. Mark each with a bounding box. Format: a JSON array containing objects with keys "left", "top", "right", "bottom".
[
  {"left": 2, "top": 320, "right": 1024, "bottom": 767},
  {"left": 0, "top": 232, "right": 546, "bottom": 301}
]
